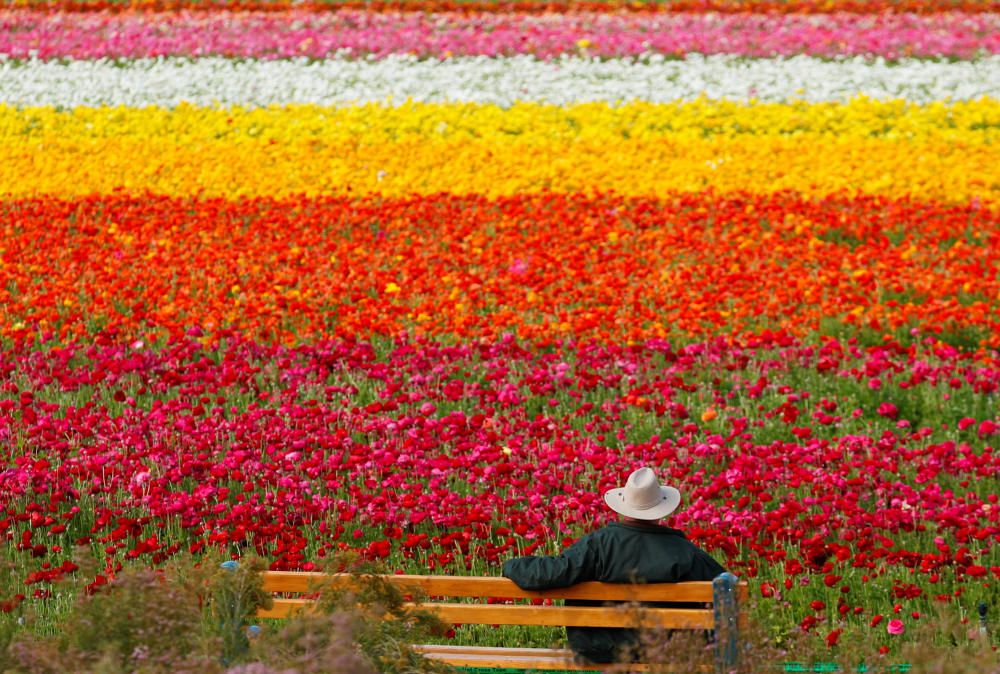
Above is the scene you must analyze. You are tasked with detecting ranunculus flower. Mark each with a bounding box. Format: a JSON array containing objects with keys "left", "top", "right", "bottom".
[
  {"left": 965, "top": 565, "right": 988, "bottom": 578},
  {"left": 6, "top": 55, "right": 997, "bottom": 109},
  {"left": 887, "top": 619, "right": 905, "bottom": 635},
  {"left": 877, "top": 402, "right": 899, "bottom": 419},
  {"left": 957, "top": 417, "right": 977, "bottom": 431},
  {"left": 2, "top": 10, "right": 998, "bottom": 62}
]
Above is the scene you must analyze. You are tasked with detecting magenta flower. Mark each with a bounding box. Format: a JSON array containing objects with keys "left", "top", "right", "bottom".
[{"left": 0, "top": 10, "right": 997, "bottom": 61}]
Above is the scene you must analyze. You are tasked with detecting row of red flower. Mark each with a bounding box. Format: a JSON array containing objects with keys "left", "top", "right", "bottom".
[{"left": 1, "top": 333, "right": 997, "bottom": 639}]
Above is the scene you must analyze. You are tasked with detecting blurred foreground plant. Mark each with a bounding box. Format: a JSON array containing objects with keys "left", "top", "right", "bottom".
[
  {"left": 1, "top": 550, "right": 221, "bottom": 673},
  {"left": 247, "top": 555, "right": 453, "bottom": 674},
  {"left": 0, "top": 550, "right": 455, "bottom": 673}
]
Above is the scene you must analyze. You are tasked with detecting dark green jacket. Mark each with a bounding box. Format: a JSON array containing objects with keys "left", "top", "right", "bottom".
[{"left": 501, "top": 522, "right": 726, "bottom": 664}]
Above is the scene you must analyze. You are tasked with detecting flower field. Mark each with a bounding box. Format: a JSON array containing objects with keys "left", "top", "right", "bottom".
[{"left": 0, "top": 0, "right": 999, "bottom": 668}]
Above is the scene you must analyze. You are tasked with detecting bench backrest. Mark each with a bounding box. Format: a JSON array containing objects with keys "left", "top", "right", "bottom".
[{"left": 258, "top": 572, "right": 747, "bottom": 631}]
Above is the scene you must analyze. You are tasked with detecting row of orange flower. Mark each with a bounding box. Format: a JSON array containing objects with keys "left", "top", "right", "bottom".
[{"left": 1, "top": 191, "right": 996, "bottom": 346}]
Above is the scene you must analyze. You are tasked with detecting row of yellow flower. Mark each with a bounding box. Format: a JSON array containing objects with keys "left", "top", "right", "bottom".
[
  {"left": 3, "top": 100, "right": 997, "bottom": 202},
  {"left": 6, "top": 99, "right": 997, "bottom": 140}
]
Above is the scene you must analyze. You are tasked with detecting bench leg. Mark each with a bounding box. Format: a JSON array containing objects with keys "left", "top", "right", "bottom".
[{"left": 713, "top": 572, "right": 740, "bottom": 673}]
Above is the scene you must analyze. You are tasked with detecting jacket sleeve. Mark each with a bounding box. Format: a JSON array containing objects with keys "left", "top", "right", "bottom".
[
  {"left": 502, "top": 535, "right": 598, "bottom": 590},
  {"left": 688, "top": 547, "right": 727, "bottom": 581}
]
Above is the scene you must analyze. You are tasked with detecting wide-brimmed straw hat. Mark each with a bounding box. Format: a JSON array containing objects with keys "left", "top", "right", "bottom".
[{"left": 603, "top": 467, "right": 681, "bottom": 520}]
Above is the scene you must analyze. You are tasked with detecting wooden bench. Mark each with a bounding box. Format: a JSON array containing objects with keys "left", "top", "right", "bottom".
[{"left": 257, "top": 571, "right": 747, "bottom": 672}]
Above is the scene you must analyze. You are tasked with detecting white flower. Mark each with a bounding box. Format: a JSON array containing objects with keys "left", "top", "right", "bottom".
[{"left": 0, "top": 54, "right": 996, "bottom": 108}]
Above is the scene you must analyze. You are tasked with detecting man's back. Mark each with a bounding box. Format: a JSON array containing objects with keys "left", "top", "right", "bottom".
[{"left": 502, "top": 521, "right": 725, "bottom": 663}]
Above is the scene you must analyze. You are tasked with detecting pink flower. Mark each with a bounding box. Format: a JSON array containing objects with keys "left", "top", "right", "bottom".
[
  {"left": 2, "top": 10, "right": 998, "bottom": 61},
  {"left": 887, "top": 619, "right": 905, "bottom": 635}
]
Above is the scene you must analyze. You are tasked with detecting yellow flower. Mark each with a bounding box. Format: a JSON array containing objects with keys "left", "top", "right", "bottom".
[{"left": 0, "top": 100, "right": 995, "bottom": 204}]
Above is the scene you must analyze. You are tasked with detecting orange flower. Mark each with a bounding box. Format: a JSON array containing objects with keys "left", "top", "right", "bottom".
[{"left": 1, "top": 190, "right": 996, "bottom": 346}]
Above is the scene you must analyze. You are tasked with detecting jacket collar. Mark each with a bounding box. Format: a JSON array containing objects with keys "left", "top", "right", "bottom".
[{"left": 613, "top": 521, "right": 687, "bottom": 537}]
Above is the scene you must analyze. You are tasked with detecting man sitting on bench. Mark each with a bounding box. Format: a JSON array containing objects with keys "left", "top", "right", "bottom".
[{"left": 502, "top": 467, "right": 727, "bottom": 665}]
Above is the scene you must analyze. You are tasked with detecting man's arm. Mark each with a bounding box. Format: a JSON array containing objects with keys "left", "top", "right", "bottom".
[
  {"left": 688, "top": 547, "right": 727, "bottom": 581},
  {"left": 502, "top": 535, "right": 597, "bottom": 590}
]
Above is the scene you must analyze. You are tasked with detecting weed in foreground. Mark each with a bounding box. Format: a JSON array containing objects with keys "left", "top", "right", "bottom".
[
  {"left": 0, "top": 552, "right": 456, "bottom": 673},
  {"left": 2, "top": 564, "right": 221, "bottom": 673}
]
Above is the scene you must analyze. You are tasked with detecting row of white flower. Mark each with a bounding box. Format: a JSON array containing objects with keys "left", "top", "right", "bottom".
[{"left": 2, "top": 55, "right": 997, "bottom": 107}]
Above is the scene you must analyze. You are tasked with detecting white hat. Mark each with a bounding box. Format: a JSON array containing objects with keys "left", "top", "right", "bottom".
[{"left": 603, "top": 467, "right": 681, "bottom": 520}]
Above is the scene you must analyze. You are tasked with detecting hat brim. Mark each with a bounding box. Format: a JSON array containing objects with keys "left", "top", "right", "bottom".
[{"left": 603, "top": 485, "right": 681, "bottom": 520}]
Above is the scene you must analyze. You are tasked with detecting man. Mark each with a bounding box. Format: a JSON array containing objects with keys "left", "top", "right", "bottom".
[{"left": 502, "top": 467, "right": 726, "bottom": 664}]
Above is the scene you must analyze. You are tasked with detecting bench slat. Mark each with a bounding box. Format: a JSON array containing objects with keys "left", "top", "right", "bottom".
[
  {"left": 414, "top": 645, "right": 576, "bottom": 657},
  {"left": 262, "top": 572, "right": 716, "bottom": 603},
  {"left": 258, "top": 599, "right": 713, "bottom": 629},
  {"left": 430, "top": 604, "right": 715, "bottom": 629},
  {"left": 416, "top": 650, "right": 634, "bottom": 671},
  {"left": 415, "top": 649, "right": 712, "bottom": 672},
  {"left": 258, "top": 598, "right": 311, "bottom": 619}
]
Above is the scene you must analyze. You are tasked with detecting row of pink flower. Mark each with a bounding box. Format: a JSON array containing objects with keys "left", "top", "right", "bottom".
[{"left": 2, "top": 9, "right": 998, "bottom": 60}]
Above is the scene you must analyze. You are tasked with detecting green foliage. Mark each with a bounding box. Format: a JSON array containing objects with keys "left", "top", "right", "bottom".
[
  {"left": 2, "top": 561, "right": 221, "bottom": 673},
  {"left": 308, "top": 558, "right": 454, "bottom": 674},
  {"left": 0, "top": 551, "right": 461, "bottom": 674},
  {"left": 242, "top": 613, "right": 378, "bottom": 674},
  {"left": 210, "top": 558, "right": 274, "bottom": 664}
]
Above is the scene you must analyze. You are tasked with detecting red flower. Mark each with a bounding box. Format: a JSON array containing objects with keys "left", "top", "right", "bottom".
[
  {"left": 957, "top": 417, "right": 976, "bottom": 431},
  {"left": 0, "top": 594, "right": 25, "bottom": 613},
  {"left": 365, "top": 540, "right": 392, "bottom": 559},
  {"left": 877, "top": 403, "right": 899, "bottom": 419}
]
